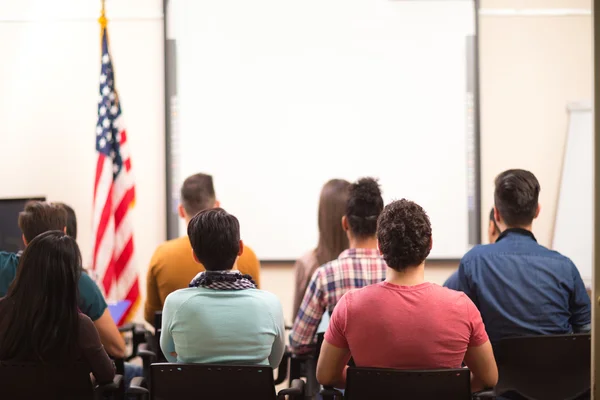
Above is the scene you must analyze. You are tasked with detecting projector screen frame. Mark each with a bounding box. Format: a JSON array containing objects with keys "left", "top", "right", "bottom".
[{"left": 162, "top": 0, "right": 483, "bottom": 263}]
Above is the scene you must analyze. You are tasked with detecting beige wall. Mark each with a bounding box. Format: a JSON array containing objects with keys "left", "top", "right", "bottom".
[
  {"left": 262, "top": 0, "right": 593, "bottom": 325},
  {"left": 479, "top": 0, "right": 593, "bottom": 246}
]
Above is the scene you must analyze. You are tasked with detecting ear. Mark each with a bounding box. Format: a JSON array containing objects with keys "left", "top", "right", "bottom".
[
  {"left": 493, "top": 206, "right": 502, "bottom": 224},
  {"left": 214, "top": 200, "right": 221, "bottom": 208},
  {"left": 341, "top": 215, "right": 349, "bottom": 231},
  {"left": 534, "top": 203, "right": 541, "bottom": 219},
  {"left": 22, "top": 234, "right": 28, "bottom": 247},
  {"left": 429, "top": 236, "right": 433, "bottom": 250},
  {"left": 178, "top": 204, "right": 187, "bottom": 219},
  {"left": 376, "top": 241, "right": 382, "bottom": 256},
  {"left": 238, "top": 240, "right": 244, "bottom": 256},
  {"left": 191, "top": 249, "right": 200, "bottom": 264}
]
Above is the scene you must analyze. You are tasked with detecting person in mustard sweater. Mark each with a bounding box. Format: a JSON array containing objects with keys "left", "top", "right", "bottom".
[{"left": 144, "top": 173, "right": 261, "bottom": 324}]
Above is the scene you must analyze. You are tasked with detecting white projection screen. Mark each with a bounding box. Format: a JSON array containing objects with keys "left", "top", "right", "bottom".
[{"left": 170, "top": 0, "right": 477, "bottom": 260}]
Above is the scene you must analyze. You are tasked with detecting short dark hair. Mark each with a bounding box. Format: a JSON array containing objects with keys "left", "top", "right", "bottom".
[
  {"left": 187, "top": 208, "right": 240, "bottom": 271},
  {"left": 54, "top": 203, "right": 77, "bottom": 240},
  {"left": 18, "top": 202, "right": 67, "bottom": 243},
  {"left": 181, "top": 173, "right": 216, "bottom": 217},
  {"left": 346, "top": 177, "right": 384, "bottom": 238},
  {"left": 494, "top": 169, "right": 540, "bottom": 227},
  {"left": 377, "top": 199, "right": 432, "bottom": 271}
]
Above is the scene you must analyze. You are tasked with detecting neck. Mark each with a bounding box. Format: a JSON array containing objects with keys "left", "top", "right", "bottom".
[
  {"left": 499, "top": 223, "right": 533, "bottom": 233},
  {"left": 385, "top": 263, "right": 425, "bottom": 286},
  {"left": 348, "top": 235, "right": 378, "bottom": 250}
]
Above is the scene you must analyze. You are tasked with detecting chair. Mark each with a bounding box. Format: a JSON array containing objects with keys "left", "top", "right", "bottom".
[
  {"left": 491, "top": 333, "right": 591, "bottom": 400},
  {"left": 0, "top": 361, "right": 124, "bottom": 400},
  {"left": 147, "top": 363, "right": 304, "bottom": 400},
  {"left": 137, "top": 311, "right": 167, "bottom": 384},
  {"left": 322, "top": 367, "right": 471, "bottom": 400}
]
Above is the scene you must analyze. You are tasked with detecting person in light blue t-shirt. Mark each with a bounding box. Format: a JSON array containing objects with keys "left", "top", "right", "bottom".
[{"left": 160, "top": 208, "right": 285, "bottom": 368}]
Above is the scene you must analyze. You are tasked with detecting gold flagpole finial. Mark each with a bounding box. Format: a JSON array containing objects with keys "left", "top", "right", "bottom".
[{"left": 99, "top": 0, "right": 107, "bottom": 28}]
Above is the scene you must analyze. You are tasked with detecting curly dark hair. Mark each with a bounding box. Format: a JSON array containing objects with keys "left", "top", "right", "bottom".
[
  {"left": 377, "top": 199, "right": 432, "bottom": 271},
  {"left": 188, "top": 208, "right": 240, "bottom": 271},
  {"left": 346, "top": 177, "right": 384, "bottom": 238}
]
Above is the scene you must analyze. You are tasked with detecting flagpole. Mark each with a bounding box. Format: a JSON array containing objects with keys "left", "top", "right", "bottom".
[{"left": 99, "top": 0, "right": 107, "bottom": 29}]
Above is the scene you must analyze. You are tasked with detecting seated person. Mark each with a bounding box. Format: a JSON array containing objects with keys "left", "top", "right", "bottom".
[
  {"left": 0, "top": 202, "right": 126, "bottom": 359},
  {"left": 0, "top": 231, "right": 115, "bottom": 384},
  {"left": 452, "top": 169, "right": 591, "bottom": 343},
  {"left": 289, "top": 177, "right": 387, "bottom": 353},
  {"left": 160, "top": 208, "right": 285, "bottom": 368},
  {"left": 293, "top": 179, "right": 350, "bottom": 320},
  {"left": 444, "top": 207, "right": 500, "bottom": 289},
  {"left": 145, "top": 173, "right": 261, "bottom": 323},
  {"left": 317, "top": 199, "right": 498, "bottom": 391},
  {"left": 55, "top": 202, "right": 142, "bottom": 385}
]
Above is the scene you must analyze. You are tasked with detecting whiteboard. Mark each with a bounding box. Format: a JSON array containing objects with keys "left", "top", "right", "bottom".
[
  {"left": 174, "top": 0, "right": 475, "bottom": 260},
  {"left": 553, "top": 102, "right": 593, "bottom": 283}
]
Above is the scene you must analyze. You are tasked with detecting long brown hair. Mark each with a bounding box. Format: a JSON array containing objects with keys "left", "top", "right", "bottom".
[{"left": 315, "top": 179, "right": 351, "bottom": 267}]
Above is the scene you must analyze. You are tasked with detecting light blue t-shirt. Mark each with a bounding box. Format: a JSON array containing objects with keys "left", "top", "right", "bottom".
[{"left": 160, "top": 287, "right": 286, "bottom": 368}]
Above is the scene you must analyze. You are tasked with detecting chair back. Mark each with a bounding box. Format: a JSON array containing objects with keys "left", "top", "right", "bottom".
[
  {"left": 153, "top": 311, "right": 167, "bottom": 362},
  {"left": 345, "top": 367, "right": 471, "bottom": 400},
  {"left": 0, "top": 361, "right": 95, "bottom": 400},
  {"left": 150, "top": 363, "right": 277, "bottom": 400},
  {"left": 493, "top": 333, "right": 591, "bottom": 400}
]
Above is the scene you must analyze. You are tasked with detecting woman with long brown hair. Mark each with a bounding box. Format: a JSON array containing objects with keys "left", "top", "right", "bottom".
[{"left": 292, "top": 179, "right": 351, "bottom": 319}]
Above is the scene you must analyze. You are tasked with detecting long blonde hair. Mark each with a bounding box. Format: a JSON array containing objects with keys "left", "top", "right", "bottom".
[{"left": 315, "top": 179, "right": 351, "bottom": 267}]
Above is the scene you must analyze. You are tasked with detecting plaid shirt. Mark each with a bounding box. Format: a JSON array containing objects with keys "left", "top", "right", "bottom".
[{"left": 289, "top": 248, "right": 387, "bottom": 352}]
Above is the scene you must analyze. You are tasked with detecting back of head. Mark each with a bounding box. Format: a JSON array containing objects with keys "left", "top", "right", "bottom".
[
  {"left": 346, "top": 177, "right": 384, "bottom": 238},
  {"left": 0, "top": 231, "right": 81, "bottom": 361},
  {"left": 54, "top": 202, "right": 78, "bottom": 240},
  {"left": 377, "top": 199, "right": 432, "bottom": 271},
  {"left": 494, "top": 169, "right": 540, "bottom": 227},
  {"left": 316, "top": 179, "right": 351, "bottom": 265},
  {"left": 187, "top": 208, "right": 240, "bottom": 271},
  {"left": 18, "top": 201, "right": 67, "bottom": 243},
  {"left": 181, "top": 173, "right": 216, "bottom": 217}
]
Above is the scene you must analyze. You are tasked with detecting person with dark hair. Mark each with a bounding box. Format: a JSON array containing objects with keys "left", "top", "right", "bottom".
[
  {"left": 0, "top": 231, "right": 115, "bottom": 384},
  {"left": 145, "top": 173, "right": 261, "bottom": 323},
  {"left": 444, "top": 207, "right": 500, "bottom": 289},
  {"left": 160, "top": 208, "right": 285, "bottom": 366},
  {"left": 452, "top": 169, "right": 591, "bottom": 343},
  {"left": 317, "top": 200, "right": 498, "bottom": 391},
  {"left": 53, "top": 202, "right": 143, "bottom": 387},
  {"left": 0, "top": 202, "right": 127, "bottom": 362},
  {"left": 289, "top": 177, "right": 387, "bottom": 353},
  {"left": 54, "top": 202, "right": 78, "bottom": 240},
  {"left": 293, "top": 179, "right": 351, "bottom": 319}
]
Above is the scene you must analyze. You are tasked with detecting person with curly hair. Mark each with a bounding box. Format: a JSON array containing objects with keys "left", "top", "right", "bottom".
[
  {"left": 289, "top": 177, "right": 387, "bottom": 354},
  {"left": 317, "top": 199, "right": 498, "bottom": 392}
]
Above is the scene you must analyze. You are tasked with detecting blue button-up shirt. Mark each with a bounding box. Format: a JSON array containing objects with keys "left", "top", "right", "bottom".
[{"left": 446, "top": 229, "right": 590, "bottom": 344}]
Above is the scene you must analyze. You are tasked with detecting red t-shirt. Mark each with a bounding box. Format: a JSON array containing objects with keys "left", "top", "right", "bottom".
[{"left": 325, "top": 282, "right": 488, "bottom": 369}]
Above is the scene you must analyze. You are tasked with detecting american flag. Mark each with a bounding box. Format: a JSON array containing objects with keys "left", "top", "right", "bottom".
[{"left": 91, "top": 24, "right": 140, "bottom": 325}]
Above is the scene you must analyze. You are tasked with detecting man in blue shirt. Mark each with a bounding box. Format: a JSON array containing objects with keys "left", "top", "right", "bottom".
[{"left": 447, "top": 169, "right": 591, "bottom": 344}]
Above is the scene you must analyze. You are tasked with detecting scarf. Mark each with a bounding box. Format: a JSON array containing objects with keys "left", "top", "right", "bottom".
[{"left": 189, "top": 270, "right": 256, "bottom": 290}]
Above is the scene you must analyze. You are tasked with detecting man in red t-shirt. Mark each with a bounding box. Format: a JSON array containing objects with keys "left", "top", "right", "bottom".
[{"left": 317, "top": 199, "right": 498, "bottom": 392}]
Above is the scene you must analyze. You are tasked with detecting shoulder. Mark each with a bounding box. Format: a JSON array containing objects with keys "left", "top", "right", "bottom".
[
  {"left": 77, "top": 312, "right": 97, "bottom": 334},
  {"left": 151, "top": 237, "right": 190, "bottom": 262},
  {"left": 78, "top": 272, "right": 104, "bottom": 300},
  {"left": 163, "top": 287, "right": 203, "bottom": 312},
  {"left": 294, "top": 250, "right": 318, "bottom": 269},
  {"left": 460, "top": 244, "right": 492, "bottom": 264},
  {"left": 251, "top": 289, "right": 282, "bottom": 308},
  {"left": 0, "top": 252, "right": 19, "bottom": 270}
]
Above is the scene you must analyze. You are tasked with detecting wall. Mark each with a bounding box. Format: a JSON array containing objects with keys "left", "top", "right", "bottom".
[{"left": 0, "top": 0, "right": 166, "bottom": 318}]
